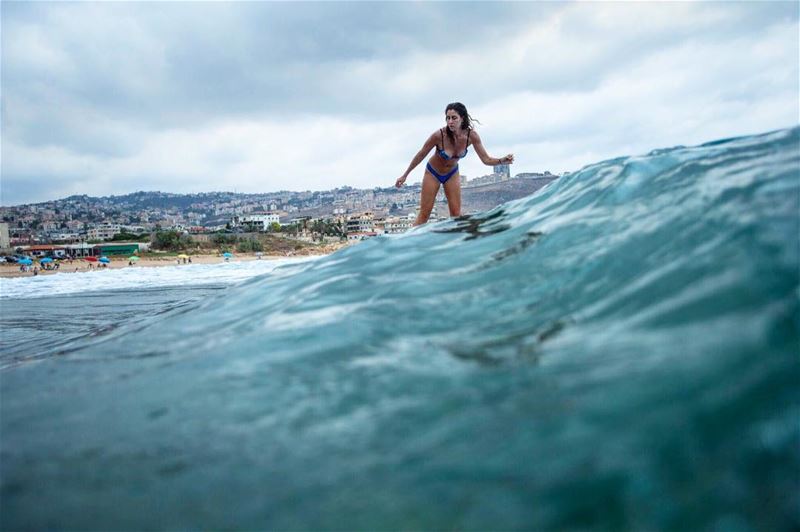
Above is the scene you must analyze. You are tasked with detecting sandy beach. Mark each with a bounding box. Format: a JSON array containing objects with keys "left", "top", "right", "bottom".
[{"left": 0, "top": 243, "right": 349, "bottom": 279}]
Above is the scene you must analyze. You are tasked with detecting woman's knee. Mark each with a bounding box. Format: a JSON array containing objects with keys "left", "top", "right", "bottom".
[{"left": 443, "top": 190, "right": 461, "bottom": 216}]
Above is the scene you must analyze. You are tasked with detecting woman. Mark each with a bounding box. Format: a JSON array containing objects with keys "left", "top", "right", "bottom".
[{"left": 395, "top": 102, "right": 514, "bottom": 225}]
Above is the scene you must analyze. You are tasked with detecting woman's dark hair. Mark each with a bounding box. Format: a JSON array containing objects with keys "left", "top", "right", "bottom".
[{"left": 445, "top": 102, "right": 479, "bottom": 144}]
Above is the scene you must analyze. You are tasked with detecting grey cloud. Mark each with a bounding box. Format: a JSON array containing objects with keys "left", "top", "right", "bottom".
[
  {"left": 7, "top": 2, "right": 795, "bottom": 134},
  {"left": 3, "top": 2, "right": 562, "bottom": 130},
  {"left": 2, "top": 1, "right": 797, "bottom": 205}
]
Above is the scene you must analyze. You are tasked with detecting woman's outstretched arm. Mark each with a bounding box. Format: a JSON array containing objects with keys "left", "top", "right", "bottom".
[
  {"left": 470, "top": 130, "right": 514, "bottom": 166},
  {"left": 396, "top": 132, "right": 438, "bottom": 188}
]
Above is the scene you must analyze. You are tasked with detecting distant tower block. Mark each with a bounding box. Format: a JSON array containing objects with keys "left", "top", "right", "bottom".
[{"left": 493, "top": 163, "right": 511, "bottom": 180}]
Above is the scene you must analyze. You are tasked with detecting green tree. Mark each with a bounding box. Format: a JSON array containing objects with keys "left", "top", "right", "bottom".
[
  {"left": 324, "top": 220, "right": 345, "bottom": 237},
  {"left": 111, "top": 232, "right": 149, "bottom": 242},
  {"left": 237, "top": 239, "right": 263, "bottom": 253},
  {"left": 283, "top": 223, "right": 299, "bottom": 236},
  {"left": 153, "top": 230, "right": 190, "bottom": 251},
  {"left": 212, "top": 233, "right": 236, "bottom": 246}
]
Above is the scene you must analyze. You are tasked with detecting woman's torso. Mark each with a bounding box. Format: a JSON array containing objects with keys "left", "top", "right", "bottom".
[{"left": 428, "top": 128, "right": 471, "bottom": 173}]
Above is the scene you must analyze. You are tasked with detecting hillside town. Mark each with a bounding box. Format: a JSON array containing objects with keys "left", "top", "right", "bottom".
[{"left": 0, "top": 167, "right": 559, "bottom": 254}]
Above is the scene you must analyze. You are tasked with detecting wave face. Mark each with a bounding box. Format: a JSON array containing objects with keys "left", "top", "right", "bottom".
[{"left": 2, "top": 128, "right": 798, "bottom": 530}]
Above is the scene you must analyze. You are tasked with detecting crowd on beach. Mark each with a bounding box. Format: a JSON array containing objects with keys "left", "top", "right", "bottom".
[
  {"left": 18, "top": 262, "right": 61, "bottom": 275},
  {"left": 15, "top": 258, "right": 112, "bottom": 277},
  {"left": 3, "top": 255, "right": 216, "bottom": 278},
  {"left": 19, "top": 262, "right": 60, "bottom": 273},
  {"left": 0, "top": 242, "right": 350, "bottom": 279}
]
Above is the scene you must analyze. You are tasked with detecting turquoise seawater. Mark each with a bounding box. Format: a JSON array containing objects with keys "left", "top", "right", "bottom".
[{"left": 2, "top": 127, "right": 798, "bottom": 530}]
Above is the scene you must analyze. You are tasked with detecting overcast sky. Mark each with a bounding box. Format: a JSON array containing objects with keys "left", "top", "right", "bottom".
[{"left": 2, "top": 1, "right": 798, "bottom": 206}]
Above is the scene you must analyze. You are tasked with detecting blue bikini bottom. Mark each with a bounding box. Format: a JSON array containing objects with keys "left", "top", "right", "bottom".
[{"left": 426, "top": 162, "right": 458, "bottom": 184}]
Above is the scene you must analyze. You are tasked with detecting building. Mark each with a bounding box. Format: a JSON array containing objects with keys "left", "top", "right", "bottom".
[
  {"left": 232, "top": 213, "right": 280, "bottom": 232},
  {"left": 0, "top": 222, "right": 10, "bottom": 251},
  {"left": 515, "top": 171, "right": 555, "bottom": 179},
  {"left": 384, "top": 217, "right": 413, "bottom": 234},
  {"left": 463, "top": 173, "right": 501, "bottom": 187},
  {"left": 22, "top": 245, "right": 68, "bottom": 258},
  {"left": 49, "top": 232, "right": 83, "bottom": 242},
  {"left": 64, "top": 243, "right": 95, "bottom": 258},
  {"left": 65, "top": 220, "right": 84, "bottom": 231},
  {"left": 346, "top": 212, "right": 374, "bottom": 234},
  {"left": 97, "top": 243, "right": 143, "bottom": 256},
  {"left": 347, "top": 232, "right": 377, "bottom": 241},
  {"left": 493, "top": 163, "right": 511, "bottom": 180},
  {"left": 87, "top": 223, "right": 121, "bottom": 241},
  {"left": 121, "top": 225, "right": 147, "bottom": 234}
]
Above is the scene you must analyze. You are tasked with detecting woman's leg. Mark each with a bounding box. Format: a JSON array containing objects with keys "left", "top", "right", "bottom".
[
  {"left": 442, "top": 174, "right": 462, "bottom": 217},
  {"left": 415, "top": 172, "right": 441, "bottom": 225}
]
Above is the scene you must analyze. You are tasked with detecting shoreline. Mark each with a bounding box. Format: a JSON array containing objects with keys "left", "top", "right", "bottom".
[{"left": 0, "top": 244, "right": 348, "bottom": 279}]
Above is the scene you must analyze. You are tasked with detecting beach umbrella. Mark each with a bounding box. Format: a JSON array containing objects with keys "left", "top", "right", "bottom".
[
  {"left": 85, "top": 257, "right": 98, "bottom": 262},
  {"left": 177, "top": 254, "right": 189, "bottom": 259},
  {"left": 40, "top": 257, "right": 53, "bottom": 263},
  {"left": 99, "top": 257, "right": 110, "bottom": 264},
  {"left": 18, "top": 258, "right": 32, "bottom": 265},
  {"left": 223, "top": 252, "right": 233, "bottom": 258},
  {"left": 128, "top": 256, "right": 140, "bottom": 261}
]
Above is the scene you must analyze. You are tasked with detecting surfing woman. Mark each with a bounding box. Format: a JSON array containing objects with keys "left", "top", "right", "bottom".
[{"left": 395, "top": 102, "right": 514, "bottom": 225}]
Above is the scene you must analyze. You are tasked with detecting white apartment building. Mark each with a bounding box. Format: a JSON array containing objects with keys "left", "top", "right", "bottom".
[
  {"left": 232, "top": 213, "right": 281, "bottom": 232},
  {"left": 121, "top": 225, "right": 147, "bottom": 234},
  {"left": 346, "top": 212, "right": 374, "bottom": 234},
  {"left": 50, "top": 232, "right": 82, "bottom": 242},
  {"left": 65, "top": 220, "right": 84, "bottom": 231},
  {"left": 384, "top": 217, "right": 413, "bottom": 234},
  {"left": 87, "top": 223, "right": 121, "bottom": 241}
]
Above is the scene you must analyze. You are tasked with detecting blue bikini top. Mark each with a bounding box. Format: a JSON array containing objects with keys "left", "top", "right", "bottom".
[{"left": 438, "top": 128, "right": 471, "bottom": 161}]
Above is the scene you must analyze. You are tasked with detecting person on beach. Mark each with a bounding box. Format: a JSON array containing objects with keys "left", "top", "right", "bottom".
[{"left": 395, "top": 102, "right": 514, "bottom": 225}]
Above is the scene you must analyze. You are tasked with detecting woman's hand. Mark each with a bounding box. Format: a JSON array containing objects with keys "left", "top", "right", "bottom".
[
  {"left": 500, "top": 154, "right": 515, "bottom": 164},
  {"left": 395, "top": 176, "right": 407, "bottom": 188}
]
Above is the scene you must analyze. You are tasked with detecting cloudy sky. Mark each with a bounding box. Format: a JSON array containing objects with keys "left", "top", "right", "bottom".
[{"left": 2, "top": 1, "right": 797, "bottom": 206}]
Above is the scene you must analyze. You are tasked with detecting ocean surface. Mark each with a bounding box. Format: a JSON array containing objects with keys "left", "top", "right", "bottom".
[{"left": 2, "top": 127, "right": 798, "bottom": 530}]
